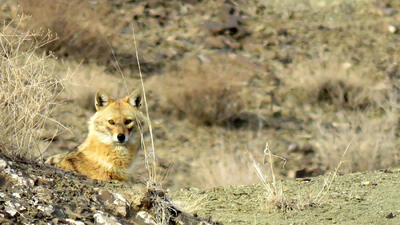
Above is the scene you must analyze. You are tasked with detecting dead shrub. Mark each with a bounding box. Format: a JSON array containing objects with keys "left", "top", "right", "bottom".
[
  {"left": 188, "top": 131, "right": 265, "bottom": 188},
  {"left": 312, "top": 106, "right": 399, "bottom": 173},
  {"left": 153, "top": 56, "right": 247, "bottom": 126},
  {"left": 19, "top": 0, "right": 120, "bottom": 63},
  {"left": 0, "top": 20, "right": 63, "bottom": 161},
  {"left": 280, "top": 58, "right": 388, "bottom": 109}
]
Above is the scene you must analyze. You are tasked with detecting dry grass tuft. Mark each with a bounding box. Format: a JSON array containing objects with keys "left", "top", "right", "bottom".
[
  {"left": 312, "top": 107, "right": 399, "bottom": 173},
  {"left": 0, "top": 20, "right": 63, "bottom": 161},
  {"left": 280, "top": 58, "right": 388, "bottom": 109},
  {"left": 191, "top": 140, "right": 261, "bottom": 188},
  {"left": 19, "top": 0, "right": 121, "bottom": 63},
  {"left": 253, "top": 142, "right": 290, "bottom": 211},
  {"left": 153, "top": 55, "right": 247, "bottom": 126}
]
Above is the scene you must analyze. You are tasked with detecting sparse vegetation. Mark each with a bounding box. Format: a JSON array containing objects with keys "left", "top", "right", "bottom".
[
  {"left": 279, "top": 58, "right": 389, "bottom": 109},
  {"left": 0, "top": 20, "right": 63, "bottom": 160},
  {"left": 1, "top": 0, "right": 400, "bottom": 223},
  {"left": 313, "top": 108, "right": 399, "bottom": 173},
  {"left": 20, "top": 0, "right": 121, "bottom": 64},
  {"left": 153, "top": 55, "right": 248, "bottom": 126}
]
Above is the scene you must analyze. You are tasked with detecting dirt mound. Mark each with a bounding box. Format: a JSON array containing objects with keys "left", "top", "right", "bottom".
[{"left": 172, "top": 169, "right": 400, "bottom": 224}]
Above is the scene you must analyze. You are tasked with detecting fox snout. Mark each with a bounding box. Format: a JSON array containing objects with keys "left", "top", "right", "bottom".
[
  {"left": 112, "top": 132, "right": 128, "bottom": 144},
  {"left": 117, "top": 133, "right": 126, "bottom": 143}
]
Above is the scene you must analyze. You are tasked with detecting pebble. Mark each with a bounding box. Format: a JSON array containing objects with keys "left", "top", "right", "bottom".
[
  {"left": 94, "top": 211, "right": 122, "bottom": 225},
  {"left": 388, "top": 25, "right": 397, "bottom": 34},
  {"left": 112, "top": 193, "right": 129, "bottom": 217},
  {"left": 38, "top": 205, "right": 55, "bottom": 216},
  {"left": 136, "top": 211, "right": 157, "bottom": 225},
  {"left": 97, "top": 190, "right": 130, "bottom": 217},
  {"left": 5, "top": 201, "right": 18, "bottom": 217},
  {"left": 0, "top": 158, "right": 7, "bottom": 169},
  {"left": 12, "top": 193, "right": 21, "bottom": 199},
  {"left": 65, "top": 218, "right": 85, "bottom": 225}
]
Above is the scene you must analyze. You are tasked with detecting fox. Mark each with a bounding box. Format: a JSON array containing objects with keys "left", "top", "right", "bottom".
[{"left": 46, "top": 88, "right": 145, "bottom": 181}]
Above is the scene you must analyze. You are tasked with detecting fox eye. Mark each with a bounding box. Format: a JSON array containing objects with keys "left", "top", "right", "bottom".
[
  {"left": 124, "top": 119, "right": 132, "bottom": 125},
  {"left": 108, "top": 120, "right": 115, "bottom": 125}
]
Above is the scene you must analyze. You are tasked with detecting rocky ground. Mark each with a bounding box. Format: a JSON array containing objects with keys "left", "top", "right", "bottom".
[
  {"left": 0, "top": 155, "right": 216, "bottom": 225},
  {"left": 2, "top": 154, "right": 400, "bottom": 224},
  {"left": 1, "top": 0, "right": 400, "bottom": 224}
]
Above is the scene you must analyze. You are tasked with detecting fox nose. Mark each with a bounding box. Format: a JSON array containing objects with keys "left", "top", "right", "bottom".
[{"left": 117, "top": 134, "right": 125, "bottom": 143}]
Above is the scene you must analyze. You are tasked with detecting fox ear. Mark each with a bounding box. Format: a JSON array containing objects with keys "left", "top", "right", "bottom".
[
  {"left": 95, "top": 89, "right": 111, "bottom": 111},
  {"left": 127, "top": 88, "right": 142, "bottom": 108}
]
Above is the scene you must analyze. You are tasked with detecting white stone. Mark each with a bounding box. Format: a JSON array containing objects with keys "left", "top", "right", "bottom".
[
  {"left": 65, "top": 219, "right": 85, "bottom": 225},
  {"left": 5, "top": 201, "right": 18, "bottom": 217},
  {"left": 12, "top": 193, "right": 21, "bottom": 199},
  {"left": 38, "top": 205, "right": 54, "bottom": 215},
  {"left": 112, "top": 193, "right": 129, "bottom": 216},
  {"left": 94, "top": 211, "right": 121, "bottom": 225},
  {"left": 0, "top": 158, "right": 7, "bottom": 169},
  {"left": 388, "top": 25, "right": 397, "bottom": 33},
  {"left": 136, "top": 211, "right": 157, "bottom": 225}
]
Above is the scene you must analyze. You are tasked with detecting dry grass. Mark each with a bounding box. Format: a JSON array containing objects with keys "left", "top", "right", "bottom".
[
  {"left": 279, "top": 57, "right": 388, "bottom": 109},
  {"left": 191, "top": 140, "right": 262, "bottom": 188},
  {"left": 0, "top": 20, "right": 63, "bottom": 161},
  {"left": 312, "top": 107, "right": 399, "bottom": 173},
  {"left": 254, "top": 142, "right": 350, "bottom": 212},
  {"left": 19, "top": 0, "right": 121, "bottom": 63},
  {"left": 152, "top": 55, "right": 249, "bottom": 126},
  {"left": 278, "top": 55, "right": 400, "bottom": 173},
  {"left": 253, "top": 142, "right": 289, "bottom": 211}
]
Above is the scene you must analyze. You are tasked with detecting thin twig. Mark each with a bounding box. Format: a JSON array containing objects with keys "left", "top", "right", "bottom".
[{"left": 131, "top": 24, "right": 157, "bottom": 186}]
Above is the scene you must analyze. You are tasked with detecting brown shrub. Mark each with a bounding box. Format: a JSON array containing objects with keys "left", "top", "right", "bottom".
[
  {"left": 0, "top": 20, "right": 63, "bottom": 161},
  {"left": 19, "top": 0, "right": 121, "bottom": 63},
  {"left": 312, "top": 106, "right": 400, "bottom": 173},
  {"left": 151, "top": 55, "right": 249, "bottom": 126},
  {"left": 279, "top": 57, "right": 388, "bottom": 109}
]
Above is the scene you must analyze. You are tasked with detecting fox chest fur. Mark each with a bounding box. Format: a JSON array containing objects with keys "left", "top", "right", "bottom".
[{"left": 46, "top": 89, "right": 145, "bottom": 181}]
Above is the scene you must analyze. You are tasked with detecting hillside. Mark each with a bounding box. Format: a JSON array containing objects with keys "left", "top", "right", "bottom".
[
  {"left": 1, "top": 155, "right": 400, "bottom": 224},
  {"left": 1, "top": 0, "right": 400, "bottom": 224}
]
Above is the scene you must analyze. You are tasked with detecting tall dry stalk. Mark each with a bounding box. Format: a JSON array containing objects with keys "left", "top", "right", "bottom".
[
  {"left": 253, "top": 142, "right": 288, "bottom": 211},
  {"left": 131, "top": 25, "right": 158, "bottom": 187}
]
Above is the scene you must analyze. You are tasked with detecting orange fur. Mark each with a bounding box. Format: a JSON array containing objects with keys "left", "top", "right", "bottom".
[{"left": 46, "top": 89, "right": 145, "bottom": 181}]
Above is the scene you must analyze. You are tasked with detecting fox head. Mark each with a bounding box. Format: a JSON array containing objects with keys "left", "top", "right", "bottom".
[{"left": 89, "top": 88, "right": 145, "bottom": 146}]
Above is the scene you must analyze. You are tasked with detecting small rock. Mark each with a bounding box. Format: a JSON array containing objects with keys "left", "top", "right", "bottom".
[
  {"left": 12, "top": 193, "right": 21, "bottom": 199},
  {"left": 38, "top": 205, "right": 55, "bottom": 216},
  {"left": 361, "top": 181, "right": 377, "bottom": 186},
  {"left": 97, "top": 190, "right": 130, "bottom": 217},
  {"left": 288, "top": 143, "right": 298, "bottom": 152},
  {"left": 65, "top": 218, "right": 85, "bottom": 225},
  {"left": 388, "top": 25, "right": 398, "bottom": 34},
  {"left": 112, "top": 193, "right": 129, "bottom": 217},
  {"left": 14, "top": 202, "right": 26, "bottom": 211},
  {"left": 5, "top": 168, "right": 34, "bottom": 187},
  {"left": 386, "top": 212, "right": 396, "bottom": 219},
  {"left": 136, "top": 211, "right": 157, "bottom": 225},
  {"left": 94, "top": 211, "right": 121, "bottom": 225},
  {"left": 0, "top": 158, "right": 7, "bottom": 169},
  {"left": 5, "top": 201, "right": 18, "bottom": 217},
  {"left": 342, "top": 62, "right": 352, "bottom": 70}
]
